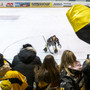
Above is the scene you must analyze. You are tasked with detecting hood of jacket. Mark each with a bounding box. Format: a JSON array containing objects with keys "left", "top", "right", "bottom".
[
  {"left": 66, "top": 61, "right": 82, "bottom": 76},
  {"left": 68, "top": 61, "right": 82, "bottom": 71},
  {"left": 18, "top": 47, "right": 36, "bottom": 64}
]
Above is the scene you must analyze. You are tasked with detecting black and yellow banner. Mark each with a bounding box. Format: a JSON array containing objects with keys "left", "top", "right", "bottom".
[{"left": 66, "top": 4, "right": 90, "bottom": 44}]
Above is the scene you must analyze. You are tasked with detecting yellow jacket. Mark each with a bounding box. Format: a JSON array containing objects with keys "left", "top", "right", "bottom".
[
  {"left": 0, "top": 60, "right": 28, "bottom": 90},
  {"left": 0, "top": 70, "right": 28, "bottom": 90}
]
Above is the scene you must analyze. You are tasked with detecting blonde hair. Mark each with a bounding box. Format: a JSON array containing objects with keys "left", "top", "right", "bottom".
[
  {"left": 0, "top": 80, "right": 12, "bottom": 90},
  {"left": 60, "top": 50, "right": 76, "bottom": 72}
]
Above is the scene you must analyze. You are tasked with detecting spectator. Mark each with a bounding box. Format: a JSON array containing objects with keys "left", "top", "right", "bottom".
[
  {"left": 60, "top": 50, "right": 84, "bottom": 90},
  {"left": 12, "top": 43, "right": 42, "bottom": 89},
  {"left": 82, "top": 55, "right": 90, "bottom": 90},
  {"left": 0, "top": 53, "right": 12, "bottom": 68},
  {"left": 0, "top": 53, "right": 12, "bottom": 77},
  {"left": 0, "top": 54, "right": 29, "bottom": 90},
  {"left": 35, "top": 55, "right": 60, "bottom": 90}
]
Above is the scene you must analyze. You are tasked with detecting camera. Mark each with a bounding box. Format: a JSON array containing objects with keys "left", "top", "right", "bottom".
[{"left": 87, "top": 54, "right": 90, "bottom": 59}]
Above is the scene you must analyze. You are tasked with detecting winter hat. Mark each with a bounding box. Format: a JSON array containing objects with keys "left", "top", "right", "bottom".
[
  {"left": 22, "top": 43, "right": 36, "bottom": 53},
  {"left": 0, "top": 80, "right": 13, "bottom": 90},
  {"left": 0, "top": 53, "right": 4, "bottom": 67},
  {"left": 23, "top": 43, "right": 32, "bottom": 48}
]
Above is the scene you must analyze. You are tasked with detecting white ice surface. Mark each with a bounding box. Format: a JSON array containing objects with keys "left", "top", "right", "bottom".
[{"left": 0, "top": 8, "right": 90, "bottom": 65}]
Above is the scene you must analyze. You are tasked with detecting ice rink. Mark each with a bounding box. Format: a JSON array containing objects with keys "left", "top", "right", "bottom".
[{"left": 0, "top": 7, "right": 90, "bottom": 65}]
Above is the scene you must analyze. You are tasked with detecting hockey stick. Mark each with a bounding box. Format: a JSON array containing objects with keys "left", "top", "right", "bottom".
[
  {"left": 59, "top": 44, "right": 62, "bottom": 48},
  {"left": 42, "top": 36, "right": 54, "bottom": 54}
]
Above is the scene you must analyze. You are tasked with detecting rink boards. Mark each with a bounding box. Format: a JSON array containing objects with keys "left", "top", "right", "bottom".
[{"left": 0, "top": 1, "right": 90, "bottom": 8}]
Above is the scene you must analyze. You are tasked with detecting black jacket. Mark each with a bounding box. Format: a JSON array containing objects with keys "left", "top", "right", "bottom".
[
  {"left": 12, "top": 48, "right": 42, "bottom": 88},
  {"left": 82, "top": 60, "right": 90, "bottom": 90},
  {"left": 60, "top": 68, "right": 84, "bottom": 90}
]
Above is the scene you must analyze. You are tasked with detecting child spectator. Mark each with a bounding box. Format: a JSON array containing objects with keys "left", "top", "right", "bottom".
[
  {"left": 60, "top": 50, "right": 84, "bottom": 90},
  {"left": 35, "top": 55, "right": 60, "bottom": 90},
  {"left": 12, "top": 43, "right": 42, "bottom": 89},
  {"left": 0, "top": 53, "right": 29, "bottom": 90}
]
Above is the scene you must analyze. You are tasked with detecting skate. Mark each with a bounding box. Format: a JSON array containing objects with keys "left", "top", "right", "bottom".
[
  {"left": 54, "top": 48, "right": 58, "bottom": 53},
  {"left": 43, "top": 47, "right": 47, "bottom": 52}
]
